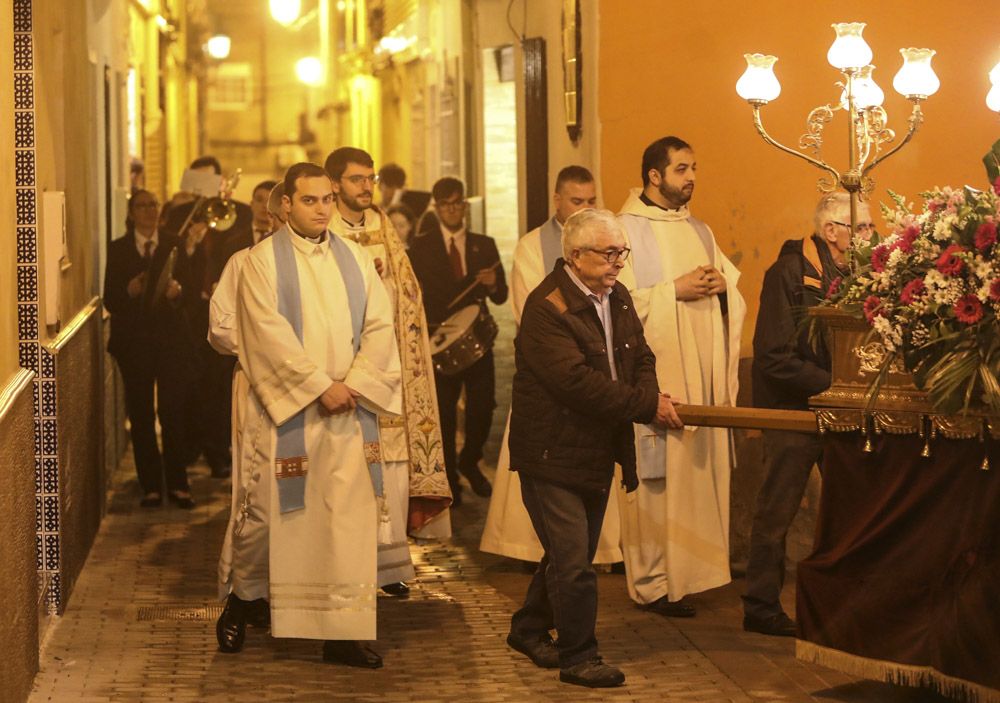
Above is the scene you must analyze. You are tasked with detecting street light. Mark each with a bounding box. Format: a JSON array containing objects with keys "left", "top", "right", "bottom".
[
  {"left": 205, "top": 34, "right": 231, "bottom": 60},
  {"left": 270, "top": 0, "right": 301, "bottom": 26},
  {"left": 295, "top": 56, "right": 323, "bottom": 86}
]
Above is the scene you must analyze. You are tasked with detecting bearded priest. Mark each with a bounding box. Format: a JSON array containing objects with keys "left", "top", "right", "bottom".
[{"left": 617, "top": 136, "right": 746, "bottom": 618}]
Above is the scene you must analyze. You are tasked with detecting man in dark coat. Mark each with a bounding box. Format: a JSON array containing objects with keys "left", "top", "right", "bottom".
[
  {"left": 104, "top": 189, "right": 200, "bottom": 508},
  {"left": 407, "top": 177, "right": 508, "bottom": 504},
  {"left": 506, "top": 208, "right": 682, "bottom": 688},
  {"left": 742, "top": 192, "right": 873, "bottom": 636}
]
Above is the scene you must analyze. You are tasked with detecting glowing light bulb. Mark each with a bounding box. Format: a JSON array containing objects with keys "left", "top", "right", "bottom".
[
  {"left": 736, "top": 53, "right": 781, "bottom": 103},
  {"left": 893, "top": 48, "right": 940, "bottom": 99},
  {"left": 270, "top": 0, "right": 301, "bottom": 26},
  {"left": 295, "top": 56, "right": 323, "bottom": 86},
  {"left": 205, "top": 34, "right": 231, "bottom": 60},
  {"left": 827, "top": 23, "right": 873, "bottom": 71}
]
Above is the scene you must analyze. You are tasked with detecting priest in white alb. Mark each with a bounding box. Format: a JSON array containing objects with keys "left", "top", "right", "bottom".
[
  {"left": 326, "top": 147, "right": 453, "bottom": 598},
  {"left": 480, "top": 165, "right": 624, "bottom": 566},
  {"left": 617, "top": 137, "right": 746, "bottom": 617},
  {"left": 214, "top": 162, "right": 402, "bottom": 670}
]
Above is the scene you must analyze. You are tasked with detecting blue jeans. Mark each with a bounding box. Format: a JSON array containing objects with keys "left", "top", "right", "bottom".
[
  {"left": 510, "top": 473, "right": 610, "bottom": 668},
  {"left": 742, "top": 429, "right": 823, "bottom": 619}
]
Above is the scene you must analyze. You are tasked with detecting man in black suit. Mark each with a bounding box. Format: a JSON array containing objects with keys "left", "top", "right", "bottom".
[
  {"left": 104, "top": 189, "right": 199, "bottom": 508},
  {"left": 162, "top": 156, "right": 253, "bottom": 478},
  {"left": 407, "top": 177, "right": 508, "bottom": 505},
  {"left": 378, "top": 162, "right": 438, "bottom": 237}
]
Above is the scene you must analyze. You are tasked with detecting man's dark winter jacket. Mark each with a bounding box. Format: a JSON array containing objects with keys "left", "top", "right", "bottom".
[
  {"left": 509, "top": 260, "right": 660, "bottom": 493},
  {"left": 752, "top": 234, "right": 844, "bottom": 410}
]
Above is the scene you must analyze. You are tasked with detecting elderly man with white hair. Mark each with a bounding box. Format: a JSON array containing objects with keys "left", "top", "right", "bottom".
[
  {"left": 506, "top": 208, "right": 682, "bottom": 688},
  {"left": 742, "top": 191, "right": 873, "bottom": 637}
]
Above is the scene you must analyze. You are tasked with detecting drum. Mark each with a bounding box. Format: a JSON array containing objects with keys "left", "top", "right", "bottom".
[{"left": 429, "top": 305, "right": 498, "bottom": 376}]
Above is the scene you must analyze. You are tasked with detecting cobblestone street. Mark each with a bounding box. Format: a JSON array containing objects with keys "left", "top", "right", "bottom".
[{"left": 29, "top": 459, "right": 948, "bottom": 703}]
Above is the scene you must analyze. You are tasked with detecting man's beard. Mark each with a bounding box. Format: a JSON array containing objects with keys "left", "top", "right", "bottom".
[
  {"left": 340, "top": 191, "right": 371, "bottom": 213},
  {"left": 658, "top": 181, "right": 693, "bottom": 207}
]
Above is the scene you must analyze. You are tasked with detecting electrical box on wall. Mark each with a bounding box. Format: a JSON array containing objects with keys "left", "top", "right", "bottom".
[{"left": 41, "top": 190, "right": 69, "bottom": 333}]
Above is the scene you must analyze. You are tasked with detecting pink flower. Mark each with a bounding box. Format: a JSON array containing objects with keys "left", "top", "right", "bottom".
[
  {"left": 928, "top": 200, "right": 943, "bottom": 213},
  {"left": 827, "top": 276, "right": 842, "bottom": 298},
  {"left": 871, "top": 245, "right": 891, "bottom": 273},
  {"left": 953, "top": 295, "right": 984, "bottom": 325},
  {"left": 935, "top": 244, "right": 965, "bottom": 276},
  {"left": 975, "top": 220, "right": 998, "bottom": 252},
  {"left": 900, "top": 279, "right": 926, "bottom": 305},
  {"left": 863, "top": 295, "right": 884, "bottom": 323},
  {"left": 990, "top": 278, "right": 1000, "bottom": 302}
]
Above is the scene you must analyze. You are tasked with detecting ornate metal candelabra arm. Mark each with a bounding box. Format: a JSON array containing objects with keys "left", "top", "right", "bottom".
[
  {"left": 862, "top": 101, "right": 924, "bottom": 177},
  {"left": 799, "top": 104, "right": 836, "bottom": 159},
  {"left": 752, "top": 103, "right": 842, "bottom": 189}
]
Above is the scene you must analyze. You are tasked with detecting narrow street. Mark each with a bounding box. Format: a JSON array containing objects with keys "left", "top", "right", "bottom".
[{"left": 29, "top": 458, "right": 945, "bottom": 703}]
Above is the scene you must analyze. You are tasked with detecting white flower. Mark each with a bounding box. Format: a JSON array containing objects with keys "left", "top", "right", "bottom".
[{"left": 872, "top": 315, "right": 902, "bottom": 352}]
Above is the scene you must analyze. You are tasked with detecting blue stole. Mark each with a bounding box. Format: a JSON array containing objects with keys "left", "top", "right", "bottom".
[
  {"left": 539, "top": 216, "right": 562, "bottom": 273},
  {"left": 272, "top": 227, "right": 384, "bottom": 514},
  {"left": 622, "top": 213, "right": 715, "bottom": 288}
]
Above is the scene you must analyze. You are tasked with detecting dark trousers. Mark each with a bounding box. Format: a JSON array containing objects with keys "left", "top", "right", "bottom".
[
  {"left": 511, "top": 474, "right": 610, "bottom": 668},
  {"left": 434, "top": 350, "right": 495, "bottom": 490},
  {"left": 742, "top": 429, "right": 823, "bottom": 619},
  {"left": 185, "top": 342, "right": 233, "bottom": 470},
  {"left": 118, "top": 356, "right": 192, "bottom": 494}
]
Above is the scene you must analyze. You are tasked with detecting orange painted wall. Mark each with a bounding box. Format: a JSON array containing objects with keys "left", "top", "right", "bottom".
[{"left": 598, "top": 1, "right": 1000, "bottom": 355}]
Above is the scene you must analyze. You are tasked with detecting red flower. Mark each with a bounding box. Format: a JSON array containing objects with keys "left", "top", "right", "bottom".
[
  {"left": 935, "top": 244, "right": 965, "bottom": 276},
  {"left": 975, "top": 220, "right": 998, "bottom": 252},
  {"left": 897, "top": 224, "right": 920, "bottom": 253},
  {"left": 953, "top": 295, "right": 984, "bottom": 324},
  {"left": 990, "top": 279, "right": 1000, "bottom": 302},
  {"left": 827, "top": 276, "right": 842, "bottom": 298},
  {"left": 870, "top": 245, "right": 891, "bottom": 273},
  {"left": 863, "top": 295, "right": 884, "bottom": 323},
  {"left": 928, "top": 200, "right": 942, "bottom": 213},
  {"left": 900, "top": 278, "right": 926, "bottom": 305},
  {"left": 993, "top": 176, "right": 1000, "bottom": 197}
]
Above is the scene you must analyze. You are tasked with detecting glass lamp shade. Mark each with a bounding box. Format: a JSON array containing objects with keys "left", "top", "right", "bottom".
[
  {"left": 827, "top": 23, "right": 873, "bottom": 70},
  {"left": 841, "top": 64, "right": 885, "bottom": 110},
  {"left": 990, "top": 60, "right": 1000, "bottom": 86},
  {"left": 736, "top": 53, "right": 781, "bottom": 103},
  {"left": 988, "top": 85, "right": 1000, "bottom": 112},
  {"left": 893, "top": 48, "right": 940, "bottom": 98}
]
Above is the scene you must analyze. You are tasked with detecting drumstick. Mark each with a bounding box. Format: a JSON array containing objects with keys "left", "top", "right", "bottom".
[{"left": 446, "top": 260, "right": 501, "bottom": 311}]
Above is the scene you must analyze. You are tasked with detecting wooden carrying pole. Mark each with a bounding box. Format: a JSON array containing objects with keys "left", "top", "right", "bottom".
[{"left": 675, "top": 405, "right": 818, "bottom": 433}]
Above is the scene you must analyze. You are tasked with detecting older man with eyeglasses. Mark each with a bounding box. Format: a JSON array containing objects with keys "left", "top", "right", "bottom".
[
  {"left": 506, "top": 208, "right": 682, "bottom": 688},
  {"left": 742, "top": 191, "right": 873, "bottom": 637}
]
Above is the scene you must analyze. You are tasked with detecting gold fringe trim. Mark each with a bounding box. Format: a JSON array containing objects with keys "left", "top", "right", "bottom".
[{"left": 796, "top": 640, "right": 1000, "bottom": 703}]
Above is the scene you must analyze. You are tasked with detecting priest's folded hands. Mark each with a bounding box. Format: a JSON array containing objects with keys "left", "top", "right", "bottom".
[{"left": 318, "top": 381, "right": 359, "bottom": 415}]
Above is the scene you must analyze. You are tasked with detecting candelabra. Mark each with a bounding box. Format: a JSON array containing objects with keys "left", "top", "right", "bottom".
[
  {"left": 989, "top": 58, "right": 1000, "bottom": 112},
  {"left": 735, "top": 23, "right": 940, "bottom": 233}
]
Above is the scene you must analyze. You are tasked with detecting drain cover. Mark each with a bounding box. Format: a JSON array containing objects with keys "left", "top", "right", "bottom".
[{"left": 136, "top": 606, "right": 223, "bottom": 621}]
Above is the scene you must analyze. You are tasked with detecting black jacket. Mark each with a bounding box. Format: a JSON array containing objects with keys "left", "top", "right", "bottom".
[
  {"left": 509, "top": 261, "right": 660, "bottom": 493},
  {"left": 407, "top": 228, "right": 508, "bottom": 325},
  {"left": 751, "top": 234, "right": 843, "bottom": 410},
  {"left": 103, "top": 231, "right": 199, "bottom": 369}
]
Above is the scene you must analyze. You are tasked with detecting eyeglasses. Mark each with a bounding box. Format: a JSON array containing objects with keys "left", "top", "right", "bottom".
[
  {"left": 583, "top": 247, "right": 631, "bottom": 263},
  {"left": 436, "top": 199, "right": 466, "bottom": 211},
  {"left": 343, "top": 174, "right": 380, "bottom": 186},
  {"left": 831, "top": 220, "right": 874, "bottom": 232}
]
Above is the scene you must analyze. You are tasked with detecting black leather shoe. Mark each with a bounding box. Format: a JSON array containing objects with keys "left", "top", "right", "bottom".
[
  {"left": 507, "top": 632, "right": 559, "bottom": 669},
  {"left": 167, "top": 491, "right": 195, "bottom": 510},
  {"left": 216, "top": 594, "right": 248, "bottom": 653},
  {"left": 644, "top": 596, "right": 696, "bottom": 618},
  {"left": 461, "top": 467, "right": 492, "bottom": 497},
  {"left": 559, "top": 656, "right": 625, "bottom": 688},
  {"left": 139, "top": 492, "right": 162, "bottom": 508},
  {"left": 245, "top": 598, "right": 270, "bottom": 629},
  {"left": 743, "top": 611, "right": 796, "bottom": 637},
  {"left": 323, "top": 640, "right": 383, "bottom": 669},
  {"left": 380, "top": 582, "right": 410, "bottom": 598}
]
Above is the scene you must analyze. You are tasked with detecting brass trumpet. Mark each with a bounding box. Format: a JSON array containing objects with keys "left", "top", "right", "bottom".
[{"left": 178, "top": 168, "right": 242, "bottom": 237}]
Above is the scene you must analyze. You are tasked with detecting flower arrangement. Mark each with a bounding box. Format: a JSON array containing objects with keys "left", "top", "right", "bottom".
[{"left": 824, "top": 141, "right": 1000, "bottom": 415}]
